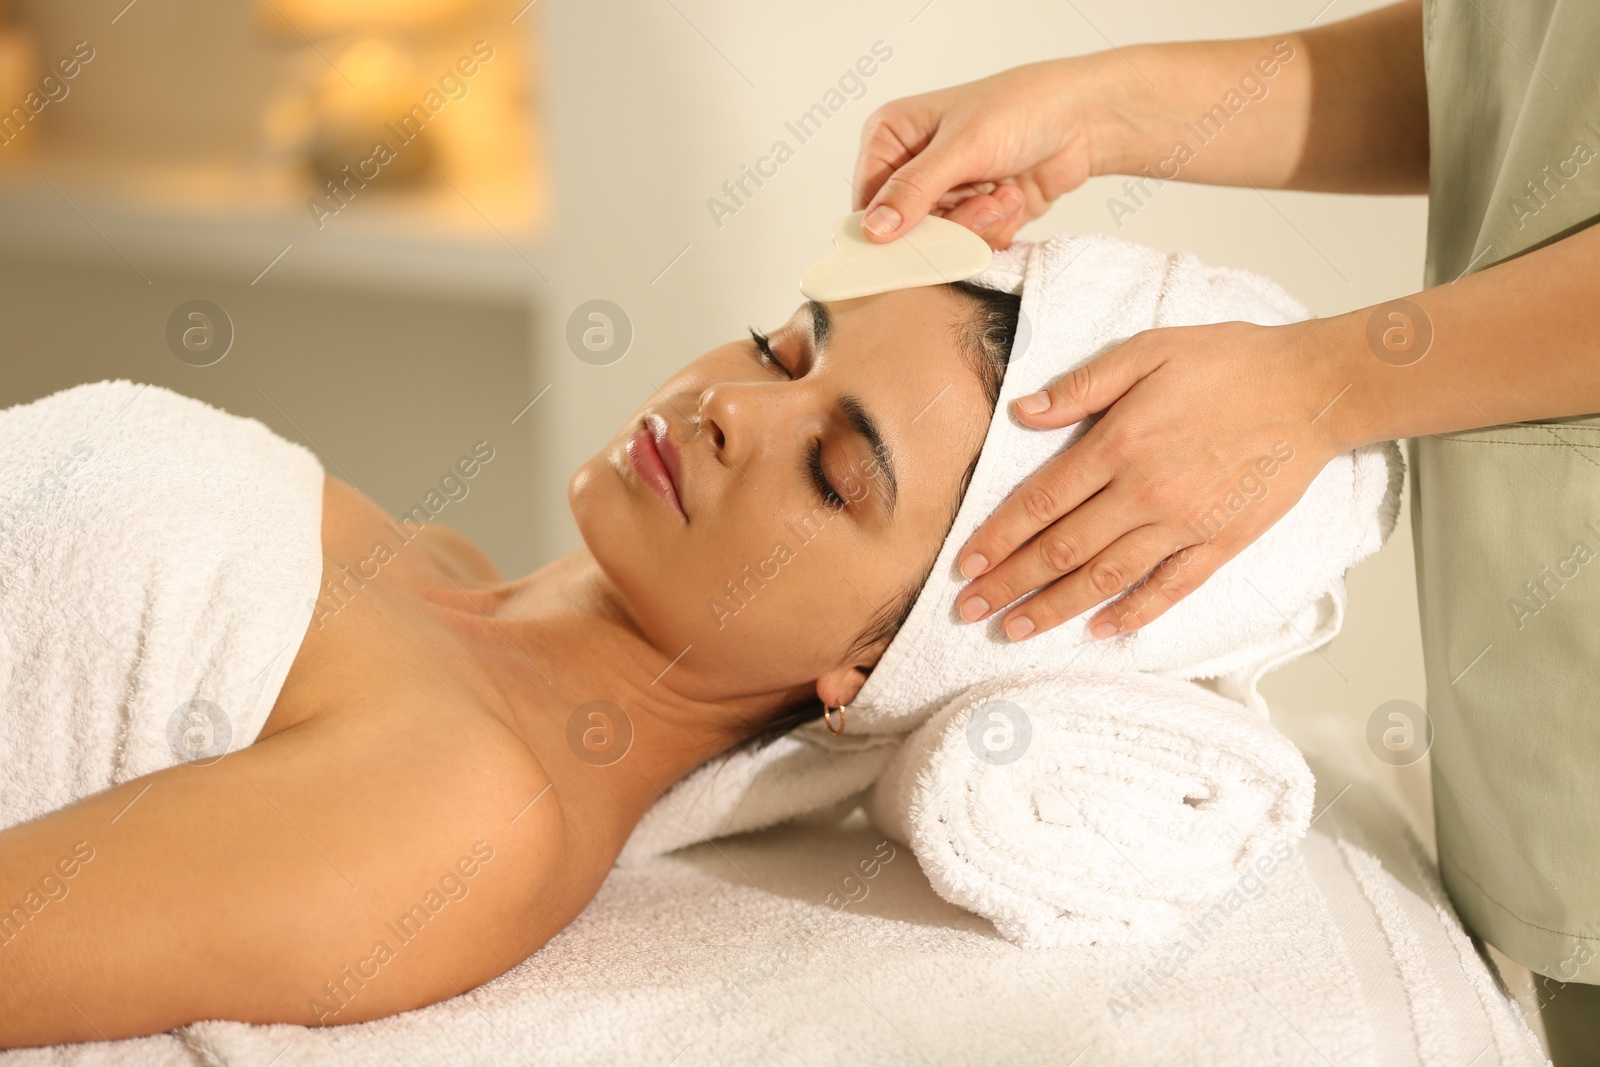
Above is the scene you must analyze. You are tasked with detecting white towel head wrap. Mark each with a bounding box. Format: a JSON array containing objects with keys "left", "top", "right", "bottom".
[{"left": 846, "top": 231, "right": 1402, "bottom": 729}]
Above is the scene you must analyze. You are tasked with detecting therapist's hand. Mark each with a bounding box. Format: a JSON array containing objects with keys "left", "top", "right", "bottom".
[
  {"left": 852, "top": 58, "right": 1115, "bottom": 248},
  {"left": 953, "top": 319, "right": 1349, "bottom": 640}
]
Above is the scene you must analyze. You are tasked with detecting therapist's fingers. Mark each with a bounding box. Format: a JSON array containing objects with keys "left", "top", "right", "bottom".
[
  {"left": 978, "top": 211, "right": 1028, "bottom": 251},
  {"left": 996, "top": 525, "right": 1188, "bottom": 640},
  {"left": 856, "top": 130, "right": 982, "bottom": 241},
  {"left": 851, "top": 103, "right": 913, "bottom": 210},
  {"left": 955, "top": 336, "right": 1166, "bottom": 576},
  {"left": 1088, "top": 537, "right": 1231, "bottom": 637},
  {"left": 958, "top": 334, "right": 1157, "bottom": 582},
  {"left": 956, "top": 490, "right": 1131, "bottom": 624},
  {"left": 852, "top": 98, "right": 943, "bottom": 211},
  {"left": 942, "top": 185, "right": 1025, "bottom": 240},
  {"left": 956, "top": 435, "right": 1114, "bottom": 583}
]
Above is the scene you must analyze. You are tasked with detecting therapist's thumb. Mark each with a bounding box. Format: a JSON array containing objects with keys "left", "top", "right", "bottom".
[{"left": 860, "top": 136, "right": 969, "bottom": 242}]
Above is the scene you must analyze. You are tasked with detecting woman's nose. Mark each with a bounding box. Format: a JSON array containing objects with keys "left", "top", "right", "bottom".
[{"left": 697, "top": 381, "right": 805, "bottom": 468}]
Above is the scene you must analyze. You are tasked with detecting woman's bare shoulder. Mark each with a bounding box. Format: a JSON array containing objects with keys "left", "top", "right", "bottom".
[
  {"left": 0, "top": 694, "right": 568, "bottom": 1046},
  {"left": 321, "top": 473, "right": 503, "bottom": 584}
]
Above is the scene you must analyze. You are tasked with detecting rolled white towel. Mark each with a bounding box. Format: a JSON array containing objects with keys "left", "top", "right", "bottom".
[{"left": 867, "top": 669, "right": 1314, "bottom": 948}]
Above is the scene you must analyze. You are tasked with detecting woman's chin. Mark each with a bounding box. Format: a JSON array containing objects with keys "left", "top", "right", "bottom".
[
  {"left": 567, "top": 460, "right": 598, "bottom": 517},
  {"left": 568, "top": 459, "right": 618, "bottom": 548},
  {"left": 569, "top": 454, "right": 660, "bottom": 573}
]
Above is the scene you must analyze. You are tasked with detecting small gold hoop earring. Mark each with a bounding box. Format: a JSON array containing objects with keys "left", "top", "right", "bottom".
[{"left": 822, "top": 703, "right": 846, "bottom": 735}]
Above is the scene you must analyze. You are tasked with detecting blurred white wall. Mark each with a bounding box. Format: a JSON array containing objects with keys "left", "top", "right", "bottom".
[{"left": 529, "top": 0, "right": 1432, "bottom": 836}]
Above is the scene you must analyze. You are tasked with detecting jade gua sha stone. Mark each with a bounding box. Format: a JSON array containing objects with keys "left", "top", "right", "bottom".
[{"left": 799, "top": 209, "right": 993, "bottom": 301}]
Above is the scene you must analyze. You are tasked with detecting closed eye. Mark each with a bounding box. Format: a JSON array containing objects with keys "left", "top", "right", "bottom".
[
  {"left": 808, "top": 440, "right": 845, "bottom": 511},
  {"left": 747, "top": 328, "right": 790, "bottom": 377},
  {"left": 747, "top": 327, "right": 846, "bottom": 512}
]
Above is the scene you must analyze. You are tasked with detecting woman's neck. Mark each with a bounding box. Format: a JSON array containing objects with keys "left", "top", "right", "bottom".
[{"left": 433, "top": 549, "right": 802, "bottom": 851}]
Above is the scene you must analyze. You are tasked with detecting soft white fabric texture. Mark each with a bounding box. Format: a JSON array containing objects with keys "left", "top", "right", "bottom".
[
  {"left": 622, "top": 232, "right": 1404, "bottom": 866},
  {"left": 1, "top": 762, "right": 1547, "bottom": 1066},
  {"left": 866, "top": 669, "right": 1315, "bottom": 948},
  {"left": 0, "top": 380, "right": 324, "bottom": 832}
]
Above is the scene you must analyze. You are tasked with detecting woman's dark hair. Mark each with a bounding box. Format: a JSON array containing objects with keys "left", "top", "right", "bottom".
[{"left": 736, "top": 279, "right": 1022, "bottom": 751}]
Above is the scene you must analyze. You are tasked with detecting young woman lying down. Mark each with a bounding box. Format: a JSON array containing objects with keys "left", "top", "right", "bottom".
[{"left": 0, "top": 281, "right": 1019, "bottom": 1046}]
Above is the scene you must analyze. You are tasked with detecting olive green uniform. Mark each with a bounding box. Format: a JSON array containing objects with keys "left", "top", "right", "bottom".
[{"left": 1415, "top": 0, "right": 1600, "bottom": 1054}]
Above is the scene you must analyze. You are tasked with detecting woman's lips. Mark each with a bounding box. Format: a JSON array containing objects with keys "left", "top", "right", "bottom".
[
  {"left": 627, "top": 420, "right": 686, "bottom": 520},
  {"left": 645, "top": 412, "right": 684, "bottom": 498}
]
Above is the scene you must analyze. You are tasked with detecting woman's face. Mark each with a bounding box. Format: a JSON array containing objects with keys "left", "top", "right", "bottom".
[{"left": 570, "top": 285, "right": 994, "bottom": 712}]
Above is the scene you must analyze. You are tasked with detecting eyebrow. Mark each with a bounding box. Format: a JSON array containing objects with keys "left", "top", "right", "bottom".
[
  {"left": 807, "top": 300, "right": 898, "bottom": 518},
  {"left": 840, "top": 394, "right": 899, "bottom": 517},
  {"left": 807, "top": 298, "right": 831, "bottom": 351}
]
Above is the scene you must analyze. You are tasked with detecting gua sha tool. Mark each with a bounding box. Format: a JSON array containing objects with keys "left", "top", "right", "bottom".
[{"left": 799, "top": 209, "right": 993, "bottom": 301}]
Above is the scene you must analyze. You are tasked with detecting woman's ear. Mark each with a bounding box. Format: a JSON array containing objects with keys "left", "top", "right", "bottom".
[{"left": 815, "top": 662, "right": 873, "bottom": 708}]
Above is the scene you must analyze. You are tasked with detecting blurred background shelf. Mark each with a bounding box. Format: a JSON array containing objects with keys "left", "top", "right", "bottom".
[
  {"left": 0, "top": 0, "right": 545, "bottom": 298},
  {"left": 0, "top": 156, "right": 545, "bottom": 300}
]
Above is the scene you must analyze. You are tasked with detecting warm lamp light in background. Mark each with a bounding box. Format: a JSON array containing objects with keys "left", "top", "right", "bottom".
[
  {"left": 256, "top": 0, "right": 542, "bottom": 234},
  {"left": 0, "top": 0, "right": 542, "bottom": 242},
  {"left": 261, "top": 0, "right": 483, "bottom": 38},
  {"left": 0, "top": 0, "right": 40, "bottom": 161}
]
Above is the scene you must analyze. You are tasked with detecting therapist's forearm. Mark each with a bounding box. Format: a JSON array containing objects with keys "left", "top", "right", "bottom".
[
  {"left": 1312, "top": 223, "right": 1600, "bottom": 453},
  {"left": 1089, "top": 0, "right": 1428, "bottom": 194}
]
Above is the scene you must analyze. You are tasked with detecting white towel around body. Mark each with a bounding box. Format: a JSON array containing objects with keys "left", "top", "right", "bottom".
[
  {"left": 0, "top": 380, "right": 325, "bottom": 832},
  {"left": 867, "top": 669, "right": 1316, "bottom": 948}
]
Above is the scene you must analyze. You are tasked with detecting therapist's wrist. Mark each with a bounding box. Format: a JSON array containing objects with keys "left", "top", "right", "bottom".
[
  {"left": 1067, "top": 47, "right": 1171, "bottom": 180},
  {"left": 1293, "top": 309, "right": 1398, "bottom": 456}
]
